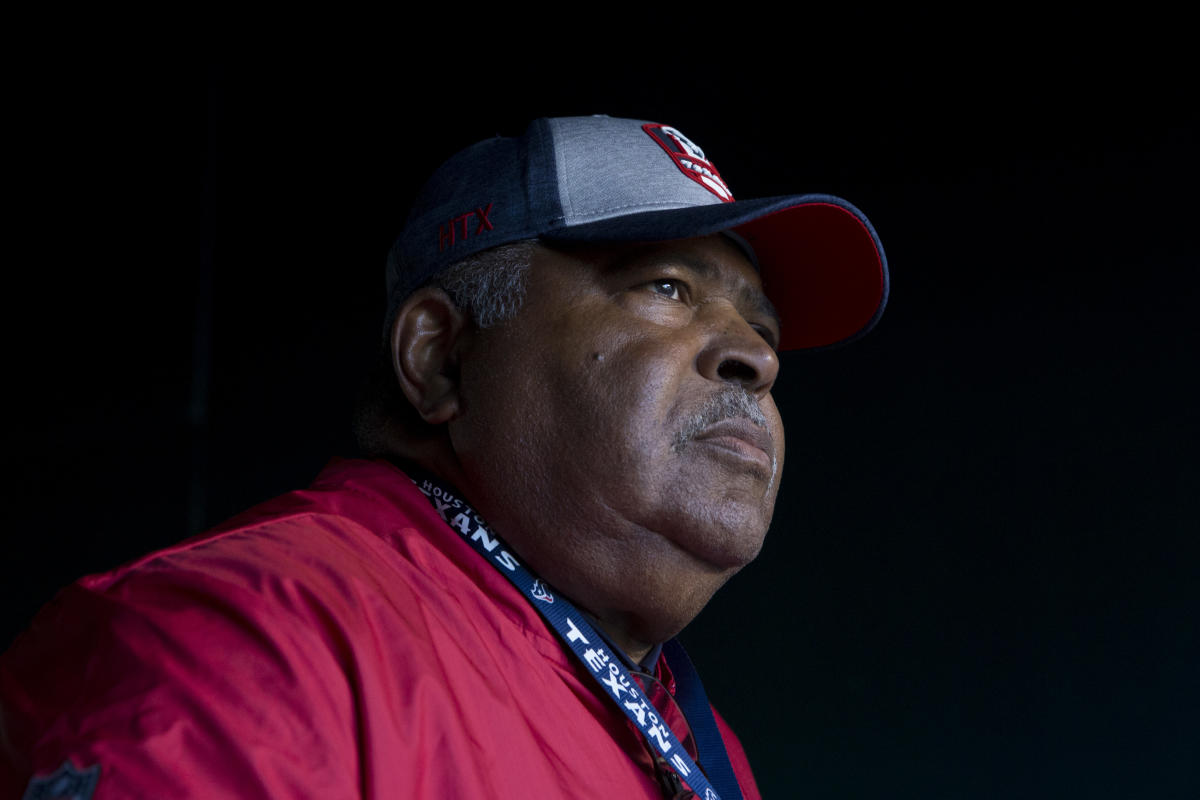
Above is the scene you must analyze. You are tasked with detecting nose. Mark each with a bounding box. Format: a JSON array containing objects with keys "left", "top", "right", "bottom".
[{"left": 695, "top": 308, "right": 780, "bottom": 398}]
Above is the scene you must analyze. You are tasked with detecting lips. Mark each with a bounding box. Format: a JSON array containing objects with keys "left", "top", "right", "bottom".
[{"left": 690, "top": 417, "right": 775, "bottom": 471}]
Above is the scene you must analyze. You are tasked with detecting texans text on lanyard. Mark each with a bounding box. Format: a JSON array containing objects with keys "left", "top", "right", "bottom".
[{"left": 418, "top": 480, "right": 520, "bottom": 572}]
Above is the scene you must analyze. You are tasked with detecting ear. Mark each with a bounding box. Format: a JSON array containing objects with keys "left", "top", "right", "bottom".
[{"left": 390, "top": 287, "right": 471, "bottom": 426}]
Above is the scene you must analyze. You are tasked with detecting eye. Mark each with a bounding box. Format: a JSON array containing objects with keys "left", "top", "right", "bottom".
[
  {"left": 751, "top": 324, "right": 780, "bottom": 352},
  {"left": 647, "top": 279, "right": 684, "bottom": 301}
]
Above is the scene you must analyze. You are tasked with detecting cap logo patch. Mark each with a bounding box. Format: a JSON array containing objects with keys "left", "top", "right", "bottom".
[{"left": 642, "top": 123, "right": 734, "bottom": 202}]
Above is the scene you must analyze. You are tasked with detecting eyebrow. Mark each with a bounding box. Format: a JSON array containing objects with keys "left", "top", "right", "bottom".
[{"left": 662, "top": 250, "right": 783, "bottom": 331}]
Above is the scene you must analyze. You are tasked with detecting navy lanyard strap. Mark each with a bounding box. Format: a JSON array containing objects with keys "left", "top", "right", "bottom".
[
  {"left": 409, "top": 471, "right": 744, "bottom": 800},
  {"left": 662, "top": 639, "right": 745, "bottom": 800}
]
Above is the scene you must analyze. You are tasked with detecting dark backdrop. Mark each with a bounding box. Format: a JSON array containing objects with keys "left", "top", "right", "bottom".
[{"left": 8, "top": 39, "right": 1197, "bottom": 798}]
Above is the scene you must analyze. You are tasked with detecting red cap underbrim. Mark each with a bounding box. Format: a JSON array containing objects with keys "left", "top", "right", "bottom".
[{"left": 735, "top": 201, "right": 888, "bottom": 351}]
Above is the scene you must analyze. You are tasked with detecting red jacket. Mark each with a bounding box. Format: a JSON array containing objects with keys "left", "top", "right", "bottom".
[{"left": 2, "top": 458, "right": 761, "bottom": 799}]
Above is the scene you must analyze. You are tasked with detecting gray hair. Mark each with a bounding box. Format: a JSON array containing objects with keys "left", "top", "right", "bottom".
[
  {"left": 425, "top": 240, "right": 537, "bottom": 328},
  {"left": 353, "top": 240, "right": 538, "bottom": 455}
]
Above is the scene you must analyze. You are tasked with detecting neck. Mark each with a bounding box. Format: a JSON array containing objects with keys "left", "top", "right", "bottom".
[
  {"left": 588, "top": 612, "right": 656, "bottom": 665},
  {"left": 399, "top": 453, "right": 677, "bottom": 668}
]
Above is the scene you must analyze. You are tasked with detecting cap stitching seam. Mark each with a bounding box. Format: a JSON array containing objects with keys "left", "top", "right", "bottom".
[{"left": 566, "top": 200, "right": 704, "bottom": 219}]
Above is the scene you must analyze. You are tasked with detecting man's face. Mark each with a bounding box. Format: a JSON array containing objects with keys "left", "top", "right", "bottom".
[{"left": 449, "top": 234, "right": 785, "bottom": 642}]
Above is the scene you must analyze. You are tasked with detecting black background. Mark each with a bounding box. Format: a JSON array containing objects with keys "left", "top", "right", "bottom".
[{"left": 8, "top": 34, "right": 1197, "bottom": 798}]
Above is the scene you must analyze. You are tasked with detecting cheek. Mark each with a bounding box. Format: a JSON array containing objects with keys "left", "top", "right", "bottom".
[
  {"left": 453, "top": 336, "right": 548, "bottom": 459},
  {"left": 578, "top": 336, "right": 688, "bottom": 419},
  {"left": 466, "top": 309, "right": 700, "bottom": 481},
  {"left": 548, "top": 347, "right": 688, "bottom": 483}
]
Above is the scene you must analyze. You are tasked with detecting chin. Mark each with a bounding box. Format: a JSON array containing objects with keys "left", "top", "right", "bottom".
[
  {"left": 701, "top": 531, "right": 768, "bottom": 572},
  {"left": 653, "top": 507, "right": 772, "bottom": 574},
  {"left": 662, "top": 487, "right": 774, "bottom": 567}
]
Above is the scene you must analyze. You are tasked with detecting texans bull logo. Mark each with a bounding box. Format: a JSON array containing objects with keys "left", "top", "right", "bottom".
[{"left": 530, "top": 579, "right": 554, "bottom": 604}]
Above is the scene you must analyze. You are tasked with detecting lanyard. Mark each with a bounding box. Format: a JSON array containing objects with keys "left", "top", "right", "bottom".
[{"left": 410, "top": 471, "right": 745, "bottom": 800}]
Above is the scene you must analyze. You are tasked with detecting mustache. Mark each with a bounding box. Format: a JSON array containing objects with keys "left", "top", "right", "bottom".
[{"left": 673, "top": 387, "right": 768, "bottom": 451}]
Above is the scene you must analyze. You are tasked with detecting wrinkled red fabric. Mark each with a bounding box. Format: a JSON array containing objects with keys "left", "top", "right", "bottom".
[{"left": 2, "top": 458, "right": 760, "bottom": 799}]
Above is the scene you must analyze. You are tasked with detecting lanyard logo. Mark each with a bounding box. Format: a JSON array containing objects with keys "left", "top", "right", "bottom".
[{"left": 531, "top": 579, "right": 555, "bottom": 604}]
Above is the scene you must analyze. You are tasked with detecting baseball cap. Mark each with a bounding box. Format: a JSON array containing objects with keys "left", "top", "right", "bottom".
[{"left": 386, "top": 115, "right": 888, "bottom": 351}]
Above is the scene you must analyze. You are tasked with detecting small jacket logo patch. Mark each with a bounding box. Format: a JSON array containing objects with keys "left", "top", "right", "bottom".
[{"left": 22, "top": 760, "right": 100, "bottom": 800}]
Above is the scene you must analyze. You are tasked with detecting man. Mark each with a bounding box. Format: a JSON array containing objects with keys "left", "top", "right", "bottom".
[{"left": 1, "top": 116, "right": 887, "bottom": 798}]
